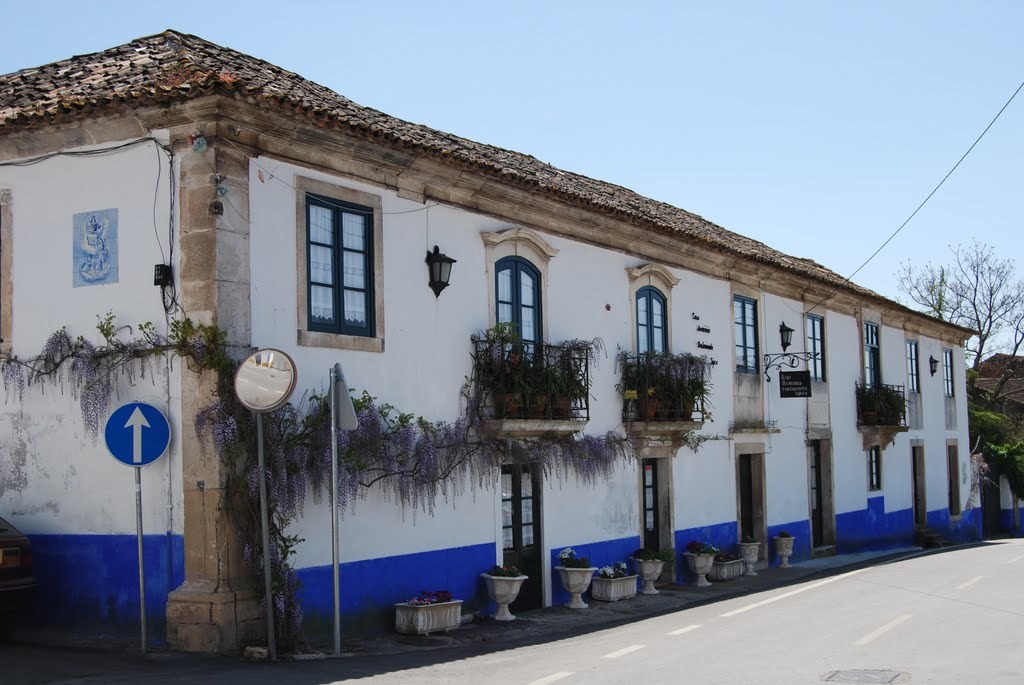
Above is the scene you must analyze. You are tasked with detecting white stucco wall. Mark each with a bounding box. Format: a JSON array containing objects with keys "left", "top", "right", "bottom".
[{"left": 0, "top": 138, "right": 182, "bottom": 539}]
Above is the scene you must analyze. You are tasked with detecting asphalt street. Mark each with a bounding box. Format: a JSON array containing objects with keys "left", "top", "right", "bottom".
[{"left": 4, "top": 540, "right": 1023, "bottom": 684}]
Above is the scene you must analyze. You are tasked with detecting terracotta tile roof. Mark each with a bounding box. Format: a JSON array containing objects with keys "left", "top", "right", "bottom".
[{"left": 0, "top": 30, "right": 974, "bottom": 335}]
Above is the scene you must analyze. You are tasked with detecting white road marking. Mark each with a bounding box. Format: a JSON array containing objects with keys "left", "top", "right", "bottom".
[
  {"left": 525, "top": 673, "right": 574, "bottom": 685},
  {"left": 667, "top": 624, "right": 703, "bottom": 636},
  {"left": 720, "top": 568, "right": 866, "bottom": 617},
  {"left": 854, "top": 613, "right": 912, "bottom": 645},
  {"left": 601, "top": 644, "right": 645, "bottom": 659},
  {"left": 954, "top": 575, "right": 985, "bottom": 591},
  {"left": 1007, "top": 553, "right": 1024, "bottom": 564}
]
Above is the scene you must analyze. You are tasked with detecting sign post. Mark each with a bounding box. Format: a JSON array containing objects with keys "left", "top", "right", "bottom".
[
  {"left": 329, "top": 363, "right": 358, "bottom": 655},
  {"left": 104, "top": 401, "right": 171, "bottom": 655},
  {"left": 234, "top": 349, "right": 297, "bottom": 662}
]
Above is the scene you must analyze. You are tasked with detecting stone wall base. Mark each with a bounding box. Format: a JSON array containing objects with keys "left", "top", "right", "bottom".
[{"left": 166, "top": 585, "right": 263, "bottom": 653}]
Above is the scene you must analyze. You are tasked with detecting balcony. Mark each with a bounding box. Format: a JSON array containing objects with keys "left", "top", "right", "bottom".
[
  {"left": 471, "top": 334, "right": 592, "bottom": 437},
  {"left": 855, "top": 383, "right": 907, "bottom": 427},
  {"left": 618, "top": 352, "right": 711, "bottom": 448},
  {"left": 856, "top": 383, "right": 909, "bottom": 445}
]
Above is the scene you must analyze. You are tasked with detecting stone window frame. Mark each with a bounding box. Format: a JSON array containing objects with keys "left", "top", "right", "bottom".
[
  {"left": 731, "top": 285, "right": 761, "bottom": 376},
  {"left": 294, "top": 176, "right": 384, "bottom": 353},
  {"left": 626, "top": 263, "right": 679, "bottom": 355},
  {"left": 480, "top": 228, "right": 558, "bottom": 333},
  {"left": 1, "top": 189, "right": 11, "bottom": 354}
]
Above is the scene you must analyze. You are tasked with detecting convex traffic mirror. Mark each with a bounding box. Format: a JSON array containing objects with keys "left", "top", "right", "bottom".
[{"left": 234, "top": 348, "right": 297, "bottom": 413}]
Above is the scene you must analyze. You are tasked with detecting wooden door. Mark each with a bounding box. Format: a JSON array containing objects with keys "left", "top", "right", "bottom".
[{"left": 501, "top": 464, "right": 542, "bottom": 609}]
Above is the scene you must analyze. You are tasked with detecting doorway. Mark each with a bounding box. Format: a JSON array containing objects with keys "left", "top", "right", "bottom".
[
  {"left": 911, "top": 446, "right": 927, "bottom": 529},
  {"left": 501, "top": 464, "right": 542, "bottom": 609},
  {"left": 641, "top": 458, "right": 659, "bottom": 551},
  {"left": 737, "top": 450, "right": 766, "bottom": 546},
  {"left": 807, "top": 439, "right": 836, "bottom": 550}
]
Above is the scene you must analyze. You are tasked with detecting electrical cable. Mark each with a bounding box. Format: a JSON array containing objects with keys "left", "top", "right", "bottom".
[{"left": 806, "top": 77, "right": 1024, "bottom": 316}]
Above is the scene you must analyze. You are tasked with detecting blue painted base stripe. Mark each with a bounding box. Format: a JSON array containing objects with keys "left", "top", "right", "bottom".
[
  {"left": 26, "top": 533, "right": 184, "bottom": 642},
  {"left": 296, "top": 542, "right": 495, "bottom": 637}
]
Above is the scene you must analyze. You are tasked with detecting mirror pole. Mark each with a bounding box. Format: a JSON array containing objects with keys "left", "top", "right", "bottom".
[
  {"left": 256, "top": 412, "right": 276, "bottom": 661},
  {"left": 330, "top": 365, "right": 341, "bottom": 656}
]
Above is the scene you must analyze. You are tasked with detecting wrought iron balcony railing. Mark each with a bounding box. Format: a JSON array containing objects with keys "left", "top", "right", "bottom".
[
  {"left": 855, "top": 383, "right": 907, "bottom": 428},
  {"left": 471, "top": 339, "right": 590, "bottom": 421},
  {"left": 619, "top": 353, "right": 710, "bottom": 423}
]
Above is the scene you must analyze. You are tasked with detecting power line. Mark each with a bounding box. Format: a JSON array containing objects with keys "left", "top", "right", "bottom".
[{"left": 807, "top": 77, "right": 1024, "bottom": 316}]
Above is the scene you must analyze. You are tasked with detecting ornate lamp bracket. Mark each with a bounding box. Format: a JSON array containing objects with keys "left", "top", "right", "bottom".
[{"left": 762, "top": 352, "right": 819, "bottom": 383}]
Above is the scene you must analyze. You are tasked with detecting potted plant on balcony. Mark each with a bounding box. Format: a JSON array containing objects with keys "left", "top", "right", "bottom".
[
  {"left": 550, "top": 338, "right": 603, "bottom": 419},
  {"left": 738, "top": 536, "right": 760, "bottom": 576},
  {"left": 773, "top": 530, "right": 795, "bottom": 568},
  {"left": 617, "top": 351, "right": 712, "bottom": 421},
  {"left": 480, "top": 564, "right": 528, "bottom": 621},
  {"left": 590, "top": 561, "right": 638, "bottom": 602},
  {"left": 708, "top": 550, "right": 744, "bottom": 582},
  {"left": 394, "top": 589, "right": 463, "bottom": 635},
  {"left": 555, "top": 547, "right": 597, "bottom": 609},
  {"left": 631, "top": 547, "right": 675, "bottom": 594},
  {"left": 683, "top": 540, "right": 719, "bottom": 587},
  {"left": 472, "top": 323, "right": 528, "bottom": 418}
]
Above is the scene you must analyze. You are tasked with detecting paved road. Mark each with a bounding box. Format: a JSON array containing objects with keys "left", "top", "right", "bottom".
[{"left": 5, "top": 540, "right": 1023, "bottom": 684}]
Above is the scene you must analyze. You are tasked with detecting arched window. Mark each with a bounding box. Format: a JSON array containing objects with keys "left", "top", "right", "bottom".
[
  {"left": 496, "top": 256, "right": 542, "bottom": 347},
  {"left": 636, "top": 286, "right": 667, "bottom": 354}
]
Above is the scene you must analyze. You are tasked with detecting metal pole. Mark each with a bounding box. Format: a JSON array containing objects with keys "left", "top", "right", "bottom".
[
  {"left": 135, "top": 467, "right": 146, "bottom": 655},
  {"left": 330, "top": 365, "right": 341, "bottom": 656},
  {"left": 256, "top": 412, "right": 276, "bottom": 661}
]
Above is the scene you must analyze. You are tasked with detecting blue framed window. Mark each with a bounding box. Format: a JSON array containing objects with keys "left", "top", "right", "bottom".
[
  {"left": 734, "top": 295, "right": 758, "bottom": 374},
  {"left": 496, "top": 256, "right": 541, "bottom": 346},
  {"left": 306, "top": 194, "right": 374, "bottom": 337},
  {"left": 864, "top": 322, "right": 880, "bottom": 388},
  {"left": 943, "top": 348, "right": 954, "bottom": 397},
  {"left": 806, "top": 314, "right": 825, "bottom": 381},
  {"left": 636, "top": 286, "right": 667, "bottom": 354},
  {"left": 906, "top": 340, "right": 920, "bottom": 393}
]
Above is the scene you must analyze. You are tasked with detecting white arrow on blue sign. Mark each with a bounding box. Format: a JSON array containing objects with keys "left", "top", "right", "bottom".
[{"left": 104, "top": 402, "right": 171, "bottom": 467}]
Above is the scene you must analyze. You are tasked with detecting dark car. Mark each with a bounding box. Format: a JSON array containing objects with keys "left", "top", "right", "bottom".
[{"left": 0, "top": 516, "right": 35, "bottom": 639}]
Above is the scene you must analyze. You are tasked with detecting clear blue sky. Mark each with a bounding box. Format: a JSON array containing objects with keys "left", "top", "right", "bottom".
[{"left": 3, "top": 2, "right": 1021, "bottom": 304}]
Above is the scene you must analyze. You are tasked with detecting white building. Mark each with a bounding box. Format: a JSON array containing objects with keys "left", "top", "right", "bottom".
[{"left": 0, "top": 31, "right": 979, "bottom": 651}]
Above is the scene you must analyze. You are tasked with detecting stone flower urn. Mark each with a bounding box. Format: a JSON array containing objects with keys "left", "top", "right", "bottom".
[
  {"left": 738, "top": 541, "right": 760, "bottom": 576},
  {"left": 683, "top": 552, "right": 714, "bottom": 587},
  {"left": 631, "top": 558, "right": 666, "bottom": 595},
  {"left": 481, "top": 573, "right": 528, "bottom": 621},
  {"left": 555, "top": 566, "right": 598, "bottom": 609},
  {"left": 773, "top": 535, "right": 795, "bottom": 568}
]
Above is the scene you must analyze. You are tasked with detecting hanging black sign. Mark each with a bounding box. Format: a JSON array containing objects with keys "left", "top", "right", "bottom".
[{"left": 779, "top": 370, "right": 812, "bottom": 398}]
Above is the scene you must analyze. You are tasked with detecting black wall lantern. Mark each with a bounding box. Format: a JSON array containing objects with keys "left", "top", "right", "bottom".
[
  {"left": 425, "top": 245, "right": 456, "bottom": 297},
  {"left": 762, "top": 320, "right": 818, "bottom": 383},
  {"left": 928, "top": 355, "right": 939, "bottom": 376},
  {"left": 779, "top": 322, "right": 795, "bottom": 352}
]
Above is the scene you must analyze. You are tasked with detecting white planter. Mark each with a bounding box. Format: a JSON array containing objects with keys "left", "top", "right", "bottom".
[
  {"left": 708, "top": 559, "right": 744, "bottom": 582},
  {"left": 590, "top": 575, "right": 638, "bottom": 602},
  {"left": 631, "top": 557, "right": 666, "bottom": 595},
  {"left": 774, "top": 536, "right": 795, "bottom": 568},
  {"left": 394, "top": 599, "right": 463, "bottom": 635},
  {"left": 481, "top": 573, "right": 528, "bottom": 621},
  {"left": 738, "top": 541, "right": 760, "bottom": 576},
  {"left": 683, "top": 552, "right": 714, "bottom": 587},
  {"left": 555, "top": 566, "right": 597, "bottom": 609}
]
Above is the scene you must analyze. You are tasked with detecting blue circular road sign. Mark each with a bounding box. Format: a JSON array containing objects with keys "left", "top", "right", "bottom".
[{"left": 104, "top": 402, "right": 171, "bottom": 467}]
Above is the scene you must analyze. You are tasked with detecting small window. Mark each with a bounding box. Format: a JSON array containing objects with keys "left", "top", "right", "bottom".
[
  {"left": 867, "top": 446, "right": 882, "bottom": 491},
  {"left": 864, "top": 322, "right": 880, "bottom": 389},
  {"left": 947, "top": 444, "right": 961, "bottom": 516},
  {"left": 806, "top": 314, "right": 825, "bottom": 381},
  {"left": 906, "top": 340, "right": 920, "bottom": 393},
  {"left": 636, "top": 286, "right": 667, "bottom": 354},
  {"left": 496, "top": 256, "right": 542, "bottom": 347},
  {"left": 306, "top": 194, "right": 375, "bottom": 337},
  {"left": 943, "top": 349, "right": 954, "bottom": 397},
  {"left": 734, "top": 295, "right": 758, "bottom": 374}
]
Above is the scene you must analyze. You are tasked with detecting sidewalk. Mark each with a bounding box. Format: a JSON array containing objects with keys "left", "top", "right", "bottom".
[{"left": 329, "top": 546, "right": 921, "bottom": 659}]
